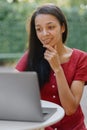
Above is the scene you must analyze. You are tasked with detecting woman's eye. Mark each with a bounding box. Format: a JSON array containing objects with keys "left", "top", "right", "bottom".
[
  {"left": 48, "top": 26, "right": 55, "bottom": 29},
  {"left": 36, "top": 28, "right": 41, "bottom": 32}
]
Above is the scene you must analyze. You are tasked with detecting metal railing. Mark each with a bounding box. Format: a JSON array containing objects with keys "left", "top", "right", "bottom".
[{"left": 0, "top": 53, "right": 23, "bottom": 60}]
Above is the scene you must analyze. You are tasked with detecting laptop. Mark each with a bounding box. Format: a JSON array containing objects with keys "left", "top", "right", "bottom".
[{"left": 0, "top": 72, "right": 57, "bottom": 122}]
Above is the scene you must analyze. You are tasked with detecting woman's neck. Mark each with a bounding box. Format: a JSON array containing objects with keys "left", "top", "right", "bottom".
[{"left": 57, "top": 45, "right": 73, "bottom": 64}]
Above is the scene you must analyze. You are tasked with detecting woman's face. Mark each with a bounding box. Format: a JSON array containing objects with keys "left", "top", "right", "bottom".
[{"left": 35, "top": 14, "right": 65, "bottom": 48}]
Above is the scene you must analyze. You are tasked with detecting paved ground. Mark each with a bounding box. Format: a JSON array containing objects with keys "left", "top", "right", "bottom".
[
  {"left": 0, "top": 65, "right": 87, "bottom": 127},
  {"left": 0, "top": 66, "right": 14, "bottom": 72}
]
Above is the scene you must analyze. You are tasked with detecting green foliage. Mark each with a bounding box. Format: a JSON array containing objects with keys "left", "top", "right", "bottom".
[
  {"left": 0, "top": 1, "right": 37, "bottom": 54},
  {"left": 69, "top": 0, "right": 87, "bottom": 7},
  {"left": 63, "top": 7, "right": 87, "bottom": 51}
]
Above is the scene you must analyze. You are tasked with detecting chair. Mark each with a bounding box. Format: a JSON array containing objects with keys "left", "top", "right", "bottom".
[{"left": 80, "top": 86, "right": 87, "bottom": 127}]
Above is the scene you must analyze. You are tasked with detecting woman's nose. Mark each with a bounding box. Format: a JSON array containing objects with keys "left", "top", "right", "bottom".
[{"left": 42, "top": 29, "right": 49, "bottom": 36}]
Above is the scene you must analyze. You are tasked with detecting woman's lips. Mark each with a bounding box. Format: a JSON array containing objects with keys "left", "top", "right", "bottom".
[{"left": 42, "top": 38, "right": 52, "bottom": 44}]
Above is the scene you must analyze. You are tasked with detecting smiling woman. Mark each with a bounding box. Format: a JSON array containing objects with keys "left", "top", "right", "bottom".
[
  {"left": 35, "top": 14, "right": 65, "bottom": 48},
  {"left": 15, "top": 3, "right": 87, "bottom": 130}
]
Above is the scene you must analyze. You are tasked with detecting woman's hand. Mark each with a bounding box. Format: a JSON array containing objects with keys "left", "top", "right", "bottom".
[{"left": 44, "top": 45, "right": 61, "bottom": 72}]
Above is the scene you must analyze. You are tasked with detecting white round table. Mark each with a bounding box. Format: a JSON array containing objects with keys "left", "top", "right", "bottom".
[{"left": 0, "top": 100, "right": 65, "bottom": 130}]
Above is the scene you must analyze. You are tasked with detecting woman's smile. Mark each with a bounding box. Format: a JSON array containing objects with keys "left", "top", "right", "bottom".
[{"left": 42, "top": 38, "right": 53, "bottom": 45}]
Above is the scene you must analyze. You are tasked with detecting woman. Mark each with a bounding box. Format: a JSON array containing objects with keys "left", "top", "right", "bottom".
[{"left": 15, "top": 3, "right": 87, "bottom": 130}]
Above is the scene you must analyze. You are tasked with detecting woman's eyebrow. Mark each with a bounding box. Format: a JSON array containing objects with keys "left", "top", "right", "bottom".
[
  {"left": 35, "top": 25, "right": 40, "bottom": 27},
  {"left": 35, "top": 22, "right": 55, "bottom": 27},
  {"left": 47, "top": 22, "right": 55, "bottom": 25}
]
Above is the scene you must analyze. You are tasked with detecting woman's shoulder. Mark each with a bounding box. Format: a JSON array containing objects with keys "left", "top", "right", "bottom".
[
  {"left": 15, "top": 50, "right": 29, "bottom": 71},
  {"left": 72, "top": 48, "right": 87, "bottom": 84},
  {"left": 73, "top": 48, "right": 87, "bottom": 56},
  {"left": 21, "top": 50, "right": 29, "bottom": 57},
  {"left": 19, "top": 50, "right": 29, "bottom": 61},
  {"left": 71, "top": 48, "right": 87, "bottom": 66}
]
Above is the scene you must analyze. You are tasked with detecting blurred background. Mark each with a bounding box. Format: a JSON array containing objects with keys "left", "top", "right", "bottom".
[{"left": 0, "top": 0, "right": 87, "bottom": 69}]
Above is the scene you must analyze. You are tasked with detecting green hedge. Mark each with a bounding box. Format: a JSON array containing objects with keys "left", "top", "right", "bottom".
[
  {"left": 64, "top": 7, "right": 87, "bottom": 51},
  {"left": 0, "top": 1, "right": 37, "bottom": 54}
]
